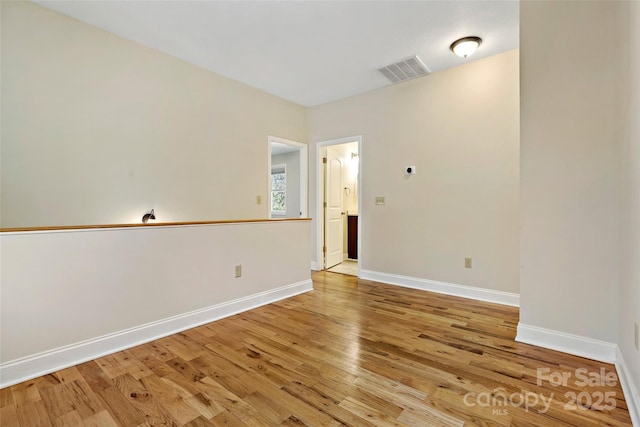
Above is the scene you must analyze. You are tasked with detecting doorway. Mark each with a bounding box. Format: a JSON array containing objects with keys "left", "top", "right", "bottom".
[
  {"left": 268, "top": 136, "right": 308, "bottom": 218},
  {"left": 317, "top": 136, "right": 362, "bottom": 276}
]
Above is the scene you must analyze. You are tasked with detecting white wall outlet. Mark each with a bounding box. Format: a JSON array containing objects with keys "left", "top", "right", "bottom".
[
  {"left": 465, "top": 257, "right": 472, "bottom": 268},
  {"left": 405, "top": 166, "right": 416, "bottom": 175},
  {"left": 256, "top": 195, "right": 262, "bottom": 204},
  {"left": 375, "top": 196, "right": 385, "bottom": 205},
  {"left": 235, "top": 265, "right": 242, "bottom": 278}
]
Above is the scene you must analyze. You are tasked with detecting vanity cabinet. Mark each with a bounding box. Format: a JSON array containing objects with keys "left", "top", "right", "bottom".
[{"left": 347, "top": 215, "right": 358, "bottom": 260}]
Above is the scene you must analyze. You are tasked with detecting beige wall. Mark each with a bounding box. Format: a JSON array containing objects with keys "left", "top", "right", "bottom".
[
  {"left": 619, "top": 0, "right": 640, "bottom": 398},
  {"left": 309, "top": 50, "right": 520, "bottom": 293},
  {"left": 0, "top": 1, "right": 307, "bottom": 228},
  {"left": 520, "top": 1, "right": 627, "bottom": 345}
]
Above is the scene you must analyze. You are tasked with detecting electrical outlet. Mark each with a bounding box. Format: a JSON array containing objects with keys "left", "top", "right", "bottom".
[
  {"left": 635, "top": 322, "right": 639, "bottom": 351},
  {"left": 256, "top": 195, "right": 262, "bottom": 205},
  {"left": 375, "top": 196, "right": 385, "bottom": 205},
  {"left": 235, "top": 265, "right": 242, "bottom": 278},
  {"left": 465, "top": 257, "right": 472, "bottom": 268}
]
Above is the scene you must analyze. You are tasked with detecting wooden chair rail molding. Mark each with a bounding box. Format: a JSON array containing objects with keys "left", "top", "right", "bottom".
[{"left": 0, "top": 218, "right": 311, "bottom": 233}]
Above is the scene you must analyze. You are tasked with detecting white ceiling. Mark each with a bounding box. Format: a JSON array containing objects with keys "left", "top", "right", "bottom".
[
  {"left": 271, "top": 141, "right": 299, "bottom": 156},
  {"left": 34, "top": 0, "right": 519, "bottom": 107}
]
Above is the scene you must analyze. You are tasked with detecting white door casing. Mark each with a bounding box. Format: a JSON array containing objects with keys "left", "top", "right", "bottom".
[{"left": 324, "top": 147, "right": 343, "bottom": 269}]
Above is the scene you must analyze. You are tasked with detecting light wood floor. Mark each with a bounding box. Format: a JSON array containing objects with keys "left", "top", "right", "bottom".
[{"left": 1, "top": 271, "right": 632, "bottom": 426}]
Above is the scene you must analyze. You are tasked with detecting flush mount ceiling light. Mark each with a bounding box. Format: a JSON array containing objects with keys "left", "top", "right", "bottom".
[{"left": 450, "top": 36, "right": 482, "bottom": 58}]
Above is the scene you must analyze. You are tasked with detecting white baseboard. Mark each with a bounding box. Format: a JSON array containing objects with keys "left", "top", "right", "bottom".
[
  {"left": 616, "top": 346, "right": 640, "bottom": 427},
  {"left": 516, "top": 323, "right": 617, "bottom": 363},
  {"left": 0, "top": 280, "right": 312, "bottom": 389},
  {"left": 359, "top": 269, "right": 519, "bottom": 307},
  {"left": 516, "top": 325, "right": 637, "bottom": 424},
  {"left": 310, "top": 261, "right": 319, "bottom": 271}
]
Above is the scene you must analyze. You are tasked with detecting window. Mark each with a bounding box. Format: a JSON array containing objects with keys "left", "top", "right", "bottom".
[{"left": 271, "top": 165, "right": 286, "bottom": 214}]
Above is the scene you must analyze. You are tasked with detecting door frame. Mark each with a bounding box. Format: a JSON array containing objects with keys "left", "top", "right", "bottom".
[
  {"left": 268, "top": 136, "right": 308, "bottom": 218},
  {"left": 316, "top": 135, "right": 362, "bottom": 273}
]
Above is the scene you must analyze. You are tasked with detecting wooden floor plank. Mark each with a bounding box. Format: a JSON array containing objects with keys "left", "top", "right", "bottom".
[
  {"left": 0, "top": 406, "right": 21, "bottom": 427},
  {"left": 0, "top": 271, "right": 632, "bottom": 426},
  {"left": 83, "top": 410, "right": 120, "bottom": 427},
  {"left": 94, "top": 386, "right": 146, "bottom": 427},
  {"left": 15, "top": 400, "right": 53, "bottom": 427}
]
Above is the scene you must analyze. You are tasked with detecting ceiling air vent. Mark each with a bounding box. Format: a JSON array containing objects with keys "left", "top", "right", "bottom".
[{"left": 377, "top": 55, "right": 430, "bottom": 83}]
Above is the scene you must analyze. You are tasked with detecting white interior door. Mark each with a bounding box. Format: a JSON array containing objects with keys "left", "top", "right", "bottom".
[{"left": 325, "top": 148, "right": 344, "bottom": 269}]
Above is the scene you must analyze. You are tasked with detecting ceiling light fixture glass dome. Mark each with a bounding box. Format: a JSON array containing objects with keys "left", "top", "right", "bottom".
[{"left": 450, "top": 36, "right": 482, "bottom": 58}]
